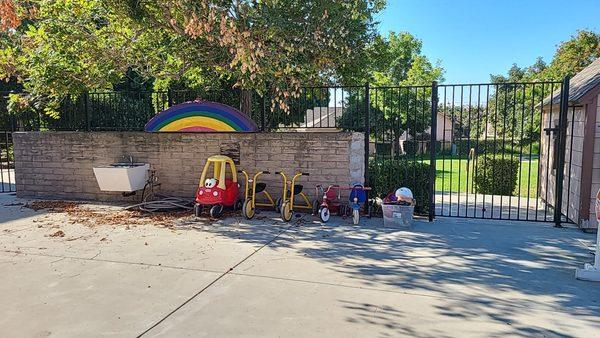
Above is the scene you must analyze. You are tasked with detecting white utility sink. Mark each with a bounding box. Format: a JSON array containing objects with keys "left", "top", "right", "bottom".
[{"left": 93, "top": 163, "right": 150, "bottom": 192}]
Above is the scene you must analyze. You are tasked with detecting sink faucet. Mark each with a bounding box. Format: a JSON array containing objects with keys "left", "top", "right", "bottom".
[{"left": 121, "top": 155, "right": 133, "bottom": 164}]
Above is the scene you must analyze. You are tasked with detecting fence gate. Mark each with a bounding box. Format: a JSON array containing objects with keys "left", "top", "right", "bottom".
[{"left": 366, "top": 78, "right": 574, "bottom": 224}]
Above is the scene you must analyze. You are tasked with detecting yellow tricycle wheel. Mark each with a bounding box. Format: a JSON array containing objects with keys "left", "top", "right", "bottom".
[
  {"left": 242, "top": 198, "right": 255, "bottom": 220},
  {"left": 280, "top": 201, "right": 293, "bottom": 222}
]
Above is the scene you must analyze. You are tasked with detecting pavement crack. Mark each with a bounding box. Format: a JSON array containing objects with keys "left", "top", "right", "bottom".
[{"left": 136, "top": 223, "right": 294, "bottom": 337}]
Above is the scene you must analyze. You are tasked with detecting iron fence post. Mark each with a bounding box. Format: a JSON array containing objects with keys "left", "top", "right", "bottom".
[
  {"left": 167, "top": 88, "right": 173, "bottom": 107},
  {"left": 429, "top": 81, "right": 438, "bottom": 222},
  {"left": 261, "top": 87, "right": 266, "bottom": 132},
  {"left": 9, "top": 90, "right": 17, "bottom": 132},
  {"left": 84, "top": 91, "right": 90, "bottom": 131},
  {"left": 364, "top": 82, "right": 370, "bottom": 186},
  {"left": 554, "top": 76, "right": 570, "bottom": 227}
]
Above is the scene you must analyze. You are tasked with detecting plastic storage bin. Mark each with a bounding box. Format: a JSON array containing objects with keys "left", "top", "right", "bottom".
[{"left": 382, "top": 204, "right": 414, "bottom": 227}]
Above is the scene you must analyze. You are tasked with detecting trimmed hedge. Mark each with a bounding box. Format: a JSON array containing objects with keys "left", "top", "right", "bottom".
[
  {"left": 473, "top": 156, "right": 519, "bottom": 196},
  {"left": 368, "top": 158, "right": 431, "bottom": 215}
]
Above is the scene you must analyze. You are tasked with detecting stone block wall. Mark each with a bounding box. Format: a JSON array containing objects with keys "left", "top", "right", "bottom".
[{"left": 13, "top": 132, "right": 364, "bottom": 202}]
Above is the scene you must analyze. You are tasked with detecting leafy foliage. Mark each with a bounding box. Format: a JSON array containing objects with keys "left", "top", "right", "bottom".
[
  {"left": 473, "top": 156, "right": 519, "bottom": 196},
  {"left": 484, "top": 30, "right": 600, "bottom": 145},
  {"left": 0, "top": 0, "right": 384, "bottom": 117},
  {"left": 338, "top": 32, "right": 444, "bottom": 152},
  {"left": 368, "top": 158, "right": 431, "bottom": 214}
]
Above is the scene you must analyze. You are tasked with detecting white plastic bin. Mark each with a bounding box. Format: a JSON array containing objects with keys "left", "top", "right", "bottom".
[{"left": 382, "top": 204, "right": 414, "bottom": 227}]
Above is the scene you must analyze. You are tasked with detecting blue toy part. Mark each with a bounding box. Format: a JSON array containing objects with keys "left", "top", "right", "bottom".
[{"left": 349, "top": 184, "right": 367, "bottom": 205}]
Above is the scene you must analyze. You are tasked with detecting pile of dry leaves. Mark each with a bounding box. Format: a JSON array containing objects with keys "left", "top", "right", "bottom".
[{"left": 25, "top": 201, "right": 193, "bottom": 228}]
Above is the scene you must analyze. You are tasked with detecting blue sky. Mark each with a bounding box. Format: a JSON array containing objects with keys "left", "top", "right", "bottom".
[{"left": 376, "top": 0, "right": 600, "bottom": 84}]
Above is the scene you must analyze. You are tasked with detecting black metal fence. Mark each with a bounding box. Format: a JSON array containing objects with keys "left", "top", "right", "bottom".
[
  {"left": 0, "top": 80, "right": 576, "bottom": 226},
  {"left": 0, "top": 131, "right": 13, "bottom": 193},
  {"left": 0, "top": 87, "right": 369, "bottom": 133},
  {"left": 432, "top": 80, "right": 573, "bottom": 224}
]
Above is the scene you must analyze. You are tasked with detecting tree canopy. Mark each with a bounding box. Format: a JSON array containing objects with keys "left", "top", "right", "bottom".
[
  {"left": 490, "top": 30, "right": 600, "bottom": 83},
  {"left": 0, "top": 0, "right": 384, "bottom": 114},
  {"left": 481, "top": 30, "right": 600, "bottom": 146},
  {"left": 337, "top": 31, "right": 444, "bottom": 152}
]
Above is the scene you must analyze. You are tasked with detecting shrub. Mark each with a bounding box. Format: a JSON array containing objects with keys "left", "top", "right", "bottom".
[
  {"left": 368, "top": 158, "right": 431, "bottom": 215},
  {"left": 473, "top": 156, "right": 519, "bottom": 196}
]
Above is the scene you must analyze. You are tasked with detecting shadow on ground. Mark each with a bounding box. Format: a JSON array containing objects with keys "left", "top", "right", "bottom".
[{"left": 202, "top": 210, "right": 600, "bottom": 335}]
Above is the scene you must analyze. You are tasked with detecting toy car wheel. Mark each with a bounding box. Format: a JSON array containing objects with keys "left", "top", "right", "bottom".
[
  {"left": 194, "top": 203, "right": 202, "bottom": 217},
  {"left": 352, "top": 209, "right": 360, "bottom": 225},
  {"left": 319, "top": 206, "right": 330, "bottom": 223},
  {"left": 242, "top": 198, "right": 255, "bottom": 220},
  {"left": 312, "top": 200, "right": 319, "bottom": 215},
  {"left": 210, "top": 204, "right": 223, "bottom": 218},
  {"left": 280, "top": 201, "right": 293, "bottom": 222},
  {"left": 275, "top": 198, "right": 282, "bottom": 213}
]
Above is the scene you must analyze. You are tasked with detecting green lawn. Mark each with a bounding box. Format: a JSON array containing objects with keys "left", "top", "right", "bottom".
[{"left": 430, "top": 157, "right": 539, "bottom": 197}]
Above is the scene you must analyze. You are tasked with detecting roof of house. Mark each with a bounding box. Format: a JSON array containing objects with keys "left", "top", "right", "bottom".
[
  {"left": 544, "top": 58, "right": 600, "bottom": 105},
  {"left": 303, "top": 107, "right": 342, "bottom": 128},
  {"left": 276, "top": 107, "right": 342, "bottom": 130}
]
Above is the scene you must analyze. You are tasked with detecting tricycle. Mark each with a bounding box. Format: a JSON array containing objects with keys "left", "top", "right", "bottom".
[{"left": 314, "top": 184, "right": 372, "bottom": 224}]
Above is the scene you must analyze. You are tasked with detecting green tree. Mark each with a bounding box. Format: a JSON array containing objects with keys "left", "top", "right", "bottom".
[
  {"left": 486, "top": 30, "right": 600, "bottom": 149},
  {"left": 1, "top": 0, "right": 384, "bottom": 117},
  {"left": 337, "top": 31, "right": 444, "bottom": 156},
  {"left": 545, "top": 30, "right": 600, "bottom": 78}
]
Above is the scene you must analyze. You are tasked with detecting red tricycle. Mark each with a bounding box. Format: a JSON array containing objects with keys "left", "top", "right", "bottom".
[
  {"left": 314, "top": 184, "right": 372, "bottom": 224},
  {"left": 194, "top": 155, "right": 242, "bottom": 218}
]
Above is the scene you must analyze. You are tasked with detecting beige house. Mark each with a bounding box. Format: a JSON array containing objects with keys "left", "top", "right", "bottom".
[
  {"left": 540, "top": 59, "right": 600, "bottom": 230},
  {"left": 426, "top": 112, "right": 454, "bottom": 142}
]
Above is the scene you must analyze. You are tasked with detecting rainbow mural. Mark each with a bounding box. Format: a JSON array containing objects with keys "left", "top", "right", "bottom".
[{"left": 144, "top": 101, "right": 259, "bottom": 132}]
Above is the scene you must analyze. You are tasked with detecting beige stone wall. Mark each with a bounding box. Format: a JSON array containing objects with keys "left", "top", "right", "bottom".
[{"left": 13, "top": 132, "right": 364, "bottom": 202}]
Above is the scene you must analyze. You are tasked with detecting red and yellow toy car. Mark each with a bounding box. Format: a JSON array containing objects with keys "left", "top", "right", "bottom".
[{"left": 194, "top": 155, "right": 241, "bottom": 218}]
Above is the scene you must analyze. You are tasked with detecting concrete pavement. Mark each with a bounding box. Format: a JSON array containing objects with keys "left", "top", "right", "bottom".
[{"left": 0, "top": 193, "right": 599, "bottom": 337}]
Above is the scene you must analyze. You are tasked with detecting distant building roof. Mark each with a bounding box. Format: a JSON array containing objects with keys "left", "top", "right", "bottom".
[
  {"left": 276, "top": 107, "right": 342, "bottom": 131},
  {"left": 544, "top": 58, "right": 600, "bottom": 105},
  {"left": 303, "top": 107, "right": 342, "bottom": 128}
]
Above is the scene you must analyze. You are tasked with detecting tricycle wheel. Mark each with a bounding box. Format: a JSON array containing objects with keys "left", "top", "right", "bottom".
[
  {"left": 275, "top": 198, "right": 282, "bottom": 213},
  {"left": 312, "top": 200, "right": 319, "bottom": 215},
  {"left": 319, "top": 206, "right": 330, "bottom": 223},
  {"left": 210, "top": 204, "right": 224, "bottom": 218},
  {"left": 280, "top": 201, "right": 293, "bottom": 222},
  {"left": 242, "top": 198, "right": 255, "bottom": 220},
  {"left": 234, "top": 199, "right": 243, "bottom": 211},
  {"left": 352, "top": 209, "right": 360, "bottom": 225},
  {"left": 194, "top": 204, "right": 202, "bottom": 217}
]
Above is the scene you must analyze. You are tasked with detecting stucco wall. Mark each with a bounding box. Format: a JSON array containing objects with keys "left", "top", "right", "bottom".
[{"left": 13, "top": 132, "right": 365, "bottom": 202}]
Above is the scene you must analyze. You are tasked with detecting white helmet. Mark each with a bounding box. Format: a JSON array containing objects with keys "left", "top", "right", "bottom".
[{"left": 395, "top": 187, "right": 414, "bottom": 205}]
